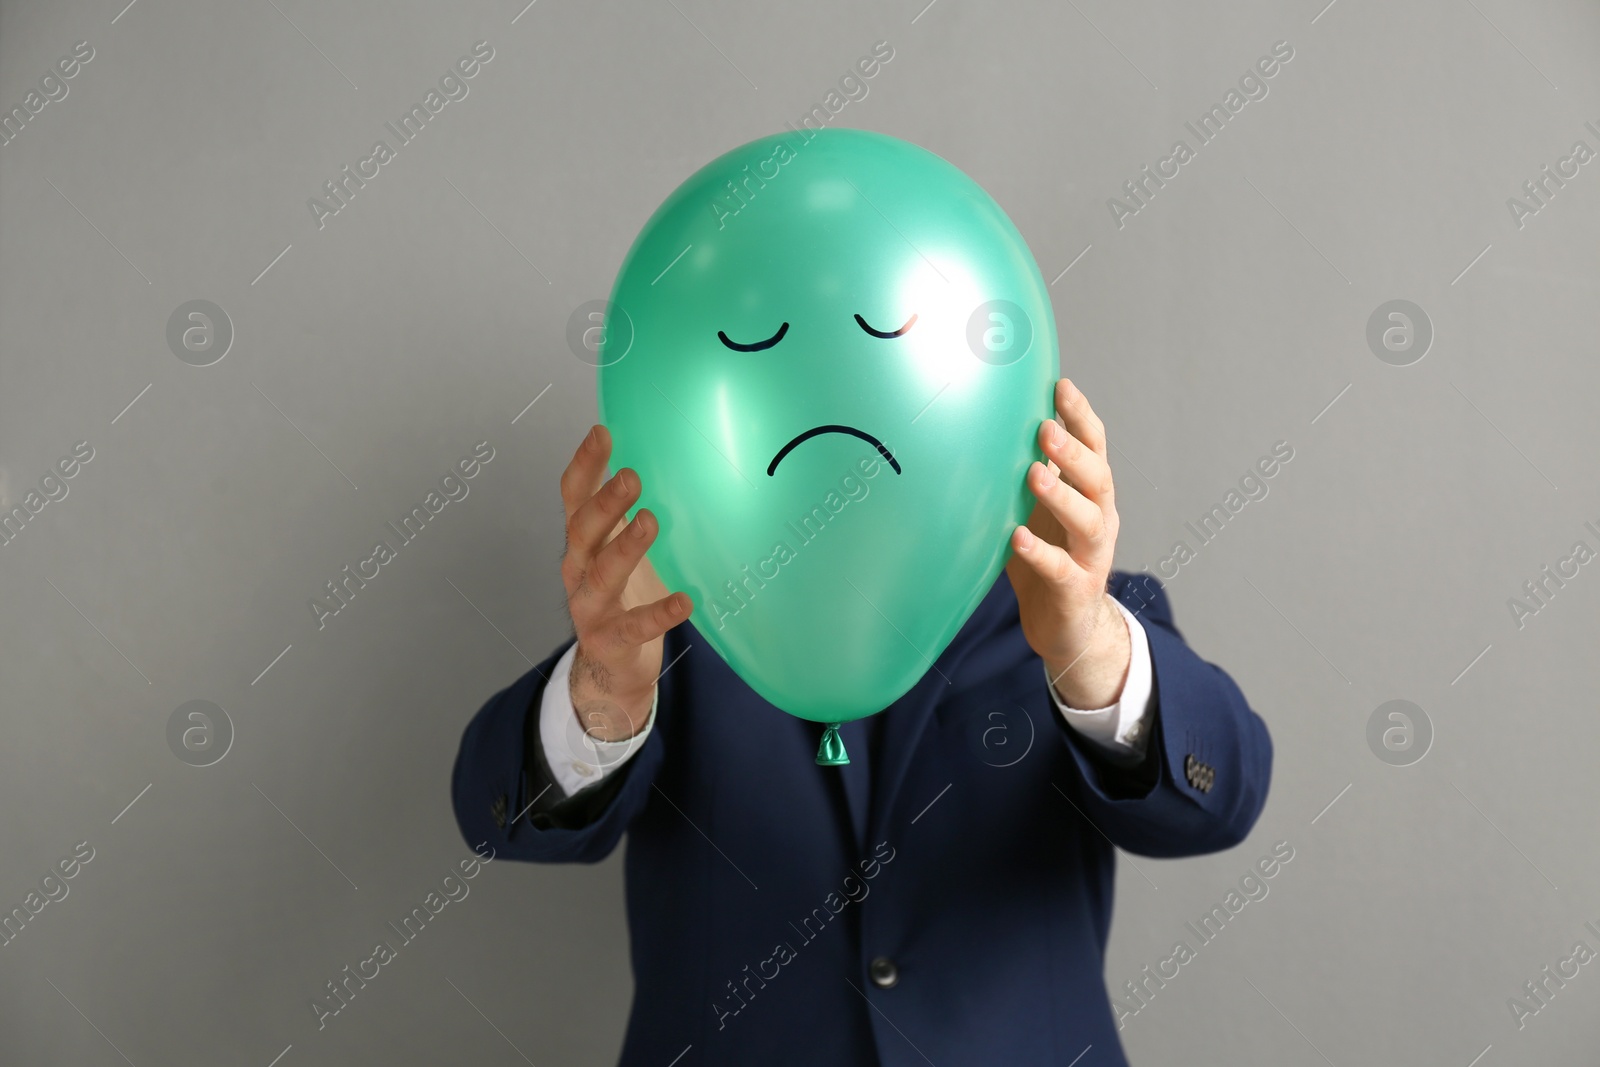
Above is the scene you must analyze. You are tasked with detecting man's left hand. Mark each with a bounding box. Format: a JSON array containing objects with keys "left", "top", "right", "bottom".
[{"left": 1004, "top": 378, "right": 1131, "bottom": 710}]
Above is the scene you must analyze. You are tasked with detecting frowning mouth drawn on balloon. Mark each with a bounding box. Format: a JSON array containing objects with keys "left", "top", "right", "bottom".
[
  {"left": 737, "top": 311, "right": 915, "bottom": 478},
  {"left": 767, "top": 425, "right": 901, "bottom": 477}
]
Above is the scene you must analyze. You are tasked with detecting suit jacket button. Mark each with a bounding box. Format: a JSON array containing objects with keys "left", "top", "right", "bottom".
[{"left": 869, "top": 957, "right": 899, "bottom": 989}]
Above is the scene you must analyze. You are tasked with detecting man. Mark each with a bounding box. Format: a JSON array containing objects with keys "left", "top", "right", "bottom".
[{"left": 452, "top": 379, "right": 1273, "bottom": 1066}]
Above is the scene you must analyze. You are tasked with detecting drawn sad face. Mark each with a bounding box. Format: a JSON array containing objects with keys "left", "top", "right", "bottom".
[{"left": 597, "top": 129, "right": 1056, "bottom": 723}]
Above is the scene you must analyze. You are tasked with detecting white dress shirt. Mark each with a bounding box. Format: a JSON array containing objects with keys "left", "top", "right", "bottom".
[{"left": 538, "top": 599, "right": 1155, "bottom": 798}]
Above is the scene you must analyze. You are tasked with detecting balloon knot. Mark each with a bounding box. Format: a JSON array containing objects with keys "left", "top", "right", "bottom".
[{"left": 816, "top": 722, "right": 849, "bottom": 766}]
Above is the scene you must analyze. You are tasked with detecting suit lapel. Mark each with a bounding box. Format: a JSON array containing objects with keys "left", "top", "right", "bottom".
[
  {"left": 867, "top": 574, "right": 1011, "bottom": 846},
  {"left": 865, "top": 669, "right": 948, "bottom": 847}
]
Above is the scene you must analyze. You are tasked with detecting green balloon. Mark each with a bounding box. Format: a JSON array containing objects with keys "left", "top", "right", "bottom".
[{"left": 598, "top": 128, "right": 1055, "bottom": 731}]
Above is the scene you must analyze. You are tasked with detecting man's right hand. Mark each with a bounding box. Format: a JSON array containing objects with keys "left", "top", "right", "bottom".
[{"left": 559, "top": 424, "right": 692, "bottom": 743}]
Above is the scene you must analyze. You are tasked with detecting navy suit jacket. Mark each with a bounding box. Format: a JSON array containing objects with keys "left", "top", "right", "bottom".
[{"left": 451, "top": 570, "right": 1273, "bottom": 1066}]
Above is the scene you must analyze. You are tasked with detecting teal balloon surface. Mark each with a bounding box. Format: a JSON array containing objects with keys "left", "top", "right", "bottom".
[{"left": 597, "top": 128, "right": 1056, "bottom": 724}]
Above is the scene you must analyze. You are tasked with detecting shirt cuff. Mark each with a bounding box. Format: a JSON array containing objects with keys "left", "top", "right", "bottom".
[
  {"left": 538, "top": 642, "right": 658, "bottom": 798},
  {"left": 1044, "top": 598, "right": 1154, "bottom": 767}
]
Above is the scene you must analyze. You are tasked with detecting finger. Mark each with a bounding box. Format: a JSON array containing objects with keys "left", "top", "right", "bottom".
[
  {"left": 1009, "top": 521, "right": 1084, "bottom": 587},
  {"left": 586, "top": 507, "right": 658, "bottom": 602},
  {"left": 607, "top": 591, "right": 694, "bottom": 651},
  {"left": 1027, "top": 460, "right": 1114, "bottom": 566},
  {"left": 1038, "top": 417, "right": 1115, "bottom": 508},
  {"left": 1055, "top": 379, "right": 1107, "bottom": 459},
  {"left": 559, "top": 424, "right": 612, "bottom": 521},
  {"left": 567, "top": 466, "right": 641, "bottom": 569}
]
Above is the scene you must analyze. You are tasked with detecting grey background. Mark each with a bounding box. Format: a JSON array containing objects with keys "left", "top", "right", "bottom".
[{"left": 2, "top": 0, "right": 1597, "bottom": 1063}]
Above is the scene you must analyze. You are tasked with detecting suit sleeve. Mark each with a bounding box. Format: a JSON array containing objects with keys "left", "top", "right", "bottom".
[
  {"left": 1053, "top": 571, "right": 1274, "bottom": 858},
  {"left": 450, "top": 628, "right": 676, "bottom": 864}
]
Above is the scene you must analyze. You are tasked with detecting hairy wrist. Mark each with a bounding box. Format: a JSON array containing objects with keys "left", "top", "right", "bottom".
[
  {"left": 1044, "top": 595, "right": 1130, "bottom": 709},
  {"left": 569, "top": 650, "right": 652, "bottom": 741}
]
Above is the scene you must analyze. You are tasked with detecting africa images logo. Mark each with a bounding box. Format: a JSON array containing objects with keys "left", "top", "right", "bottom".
[
  {"left": 306, "top": 42, "right": 495, "bottom": 231},
  {"left": 1105, "top": 40, "right": 1295, "bottom": 229},
  {"left": 712, "top": 841, "right": 896, "bottom": 1030},
  {"left": 707, "top": 40, "right": 895, "bottom": 230}
]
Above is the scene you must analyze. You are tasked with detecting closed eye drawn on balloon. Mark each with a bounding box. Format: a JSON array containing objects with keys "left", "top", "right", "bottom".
[
  {"left": 853, "top": 313, "right": 917, "bottom": 339},
  {"left": 717, "top": 322, "right": 789, "bottom": 352}
]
